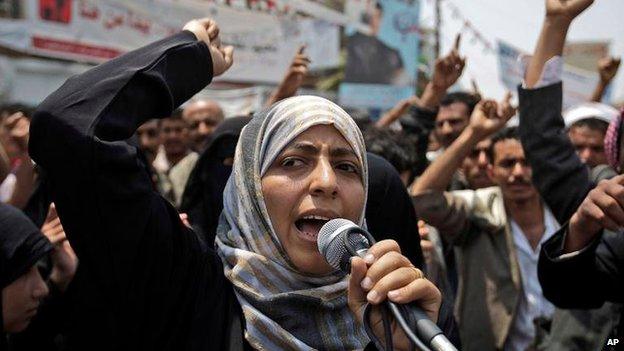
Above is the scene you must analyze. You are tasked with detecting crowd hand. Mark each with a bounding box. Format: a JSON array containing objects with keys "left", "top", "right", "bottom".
[
  {"left": 348, "top": 240, "right": 441, "bottom": 350},
  {"left": 598, "top": 56, "right": 621, "bottom": 84},
  {"left": 497, "top": 92, "right": 516, "bottom": 121},
  {"left": 569, "top": 175, "right": 624, "bottom": 246},
  {"left": 376, "top": 95, "right": 420, "bottom": 128},
  {"left": 41, "top": 203, "right": 78, "bottom": 292},
  {"left": 277, "top": 45, "right": 311, "bottom": 98},
  {"left": 179, "top": 213, "right": 192, "bottom": 229},
  {"left": 183, "top": 18, "right": 234, "bottom": 77},
  {"left": 468, "top": 96, "right": 514, "bottom": 141},
  {"left": 545, "top": 0, "right": 594, "bottom": 23},
  {"left": 430, "top": 34, "right": 465, "bottom": 92},
  {"left": 470, "top": 79, "right": 482, "bottom": 101},
  {"left": 418, "top": 220, "right": 434, "bottom": 267},
  {"left": 3, "top": 112, "right": 30, "bottom": 154}
]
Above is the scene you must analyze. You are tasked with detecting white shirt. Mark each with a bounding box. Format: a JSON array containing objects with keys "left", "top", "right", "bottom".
[{"left": 505, "top": 206, "right": 559, "bottom": 351}]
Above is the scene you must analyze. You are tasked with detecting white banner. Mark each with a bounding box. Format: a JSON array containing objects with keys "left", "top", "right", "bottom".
[{"left": 0, "top": 0, "right": 340, "bottom": 84}]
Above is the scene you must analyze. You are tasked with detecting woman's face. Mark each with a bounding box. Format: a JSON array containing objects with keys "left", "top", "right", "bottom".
[{"left": 262, "top": 124, "right": 365, "bottom": 275}]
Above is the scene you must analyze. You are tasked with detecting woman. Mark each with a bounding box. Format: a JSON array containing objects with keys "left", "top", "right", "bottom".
[
  {"left": 29, "top": 18, "right": 444, "bottom": 350},
  {"left": 181, "top": 116, "right": 251, "bottom": 245},
  {"left": 1, "top": 202, "right": 51, "bottom": 350}
]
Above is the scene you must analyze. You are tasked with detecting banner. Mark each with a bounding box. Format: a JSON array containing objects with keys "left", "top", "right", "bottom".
[
  {"left": 497, "top": 40, "right": 602, "bottom": 109},
  {"left": 339, "top": 0, "right": 420, "bottom": 110},
  {"left": 0, "top": 0, "right": 340, "bottom": 84}
]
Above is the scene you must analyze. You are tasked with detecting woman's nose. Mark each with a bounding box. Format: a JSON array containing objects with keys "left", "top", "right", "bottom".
[
  {"left": 309, "top": 159, "right": 338, "bottom": 197},
  {"left": 31, "top": 268, "right": 49, "bottom": 300}
]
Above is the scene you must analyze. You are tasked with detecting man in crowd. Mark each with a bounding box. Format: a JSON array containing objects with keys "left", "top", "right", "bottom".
[
  {"left": 136, "top": 119, "right": 161, "bottom": 166},
  {"left": 182, "top": 99, "right": 224, "bottom": 152},
  {"left": 565, "top": 102, "right": 618, "bottom": 170},
  {"left": 412, "top": 96, "right": 556, "bottom": 350},
  {"left": 363, "top": 127, "right": 419, "bottom": 186},
  {"left": 153, "top": 110, "right": 198, "bottom": 207}
]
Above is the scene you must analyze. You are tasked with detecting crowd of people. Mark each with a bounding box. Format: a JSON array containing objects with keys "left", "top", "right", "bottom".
[{"left": 1, "top": 0, "right": 623, "bottom": 350}]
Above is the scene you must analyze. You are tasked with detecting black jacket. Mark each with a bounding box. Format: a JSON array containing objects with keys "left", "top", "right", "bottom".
[{"left": 518, "top": 82, "right": 623, "bottom": 348}]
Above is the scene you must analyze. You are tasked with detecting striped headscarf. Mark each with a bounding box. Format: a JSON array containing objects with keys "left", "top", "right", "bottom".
[
  {"left": 604, "top": 108, "right": 624, "bottom": 172},
  {"left": 215, "top": 96, "right": 369, "bottom": 350}
]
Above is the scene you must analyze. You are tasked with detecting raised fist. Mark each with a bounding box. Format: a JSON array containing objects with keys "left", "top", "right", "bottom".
[
  {"left": 183, "top": 18, "right": 234, "bottom": 77},
  {"left": 598, "top": 56, "right": 621, "bottom": 84}
]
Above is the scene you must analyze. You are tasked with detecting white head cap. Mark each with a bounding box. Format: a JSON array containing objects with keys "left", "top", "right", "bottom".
[{"left": 563, "top": 102, "right": 619, "bottom": 128}]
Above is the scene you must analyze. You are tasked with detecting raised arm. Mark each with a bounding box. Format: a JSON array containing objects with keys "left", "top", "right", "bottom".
[
  {"left": 421, "top": 34, "right": 465, "bottom": 110},
  {"left": 29, "top": 19, "right": 232, "bottom": 285},
  {"left": 2, "top": 112, "right": 35, "bottom": 209},
  {"left": 265, "top": 45, "right": 310, "bottom": 106},
  {"left": 518, "top": 0, "right": 594, "bottom": 223},
  {"left": 525, "top": 0, "right": 593, "bottom": 88},
  {"left": 394, "top": 34, "right": 465, "bottom": 131},
  {"left": 590, "top": 56, "right": 621, "bottom": 102},
  {"left": 411, "top": 98, "right": 513, "bottom": 194}
]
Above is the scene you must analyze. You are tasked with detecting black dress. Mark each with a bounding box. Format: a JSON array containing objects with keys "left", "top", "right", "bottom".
[
  {"left": 29, "top": 31, "right": 457, "bottom": 351},
  {"left": 30, "top": 31, "right": 242, "bottom": 351}
]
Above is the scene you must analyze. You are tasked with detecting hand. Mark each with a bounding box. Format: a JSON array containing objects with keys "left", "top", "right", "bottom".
[
  {"left": 546, "top": 0, "right": 594, "bottom": 22},
  {"left": 179, "top": 213, "right": 192, "bottom": 228},
  {"left": 183, "top": 18, "right": 234, "bottom": 77},
  {"left": 278, "top": 45, "right": 311, "bottom": 98},
  {"left": 570, "top": 175, "right": 624, "bottom": 237},
  {"left": 431, "top": 34, "right": 465, "bottom": 91},
  {"left": 470, "top": 79, "right": 482, "bottom": 101},
  {"left": 418, "top": 220, "right": 434, "bottom": 267},
  {"left": 2, "top": 112, "right": 30, "bottom": 155},
  {"left": 598, "top": 56, "right": 621, "bottom": 83},
  {"left": 348, "top": 240, "right": 441, "bottom": 350},
  {"left": 497, "top": 92, "right": 516, "bottom": 122},
  {"left": 41, "top": 204, "right": 78, "bottom": 292},
  {"left": 468, "top": 96, "right": 514, "bottom": 141}
]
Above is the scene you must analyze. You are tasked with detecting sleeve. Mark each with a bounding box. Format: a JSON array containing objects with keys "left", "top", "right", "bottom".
[
  {"left": 518, "top": 82, "right": 593, "bottom": 223},
  {"left": 411, "top": 190, "right": 473, "bottom": 246},
  {"left": 29, "top": 31, "right": 214, "bottom": 292},
  {"left": 519, "top": 55, "right": 563, "bottom": 88},
  {"left": 538, "top": 226, "right": 624, "bottom": 308}
]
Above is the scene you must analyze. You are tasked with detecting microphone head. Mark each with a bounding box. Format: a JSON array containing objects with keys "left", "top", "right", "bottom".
[{"left": 318, "top": 218, "right": 370, "bottom": 272}]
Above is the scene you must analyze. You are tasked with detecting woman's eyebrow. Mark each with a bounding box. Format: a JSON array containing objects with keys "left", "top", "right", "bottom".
[
  {"left": 291, "top": 142, "right": 318, "bottom": 155},
  {"left": 288, "top": 142, "right": 357, "bottom": 159},
  {"left": 330, "top": 147, "right": 358, "bottom": 159}
]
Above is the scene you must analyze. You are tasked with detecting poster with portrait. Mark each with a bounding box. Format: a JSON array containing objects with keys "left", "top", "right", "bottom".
[{"left": 339, "top": 0, "right": 420, "bottom": 110}]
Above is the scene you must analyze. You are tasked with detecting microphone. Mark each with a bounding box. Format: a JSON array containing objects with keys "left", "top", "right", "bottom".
[{"left": 318, "top": 218, "right": 458, "bottom": 351}]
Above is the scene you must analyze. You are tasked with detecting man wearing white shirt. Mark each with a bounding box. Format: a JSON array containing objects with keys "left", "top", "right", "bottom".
[{"left": 412, "top": 96, "right": 559, "bottom": 350}]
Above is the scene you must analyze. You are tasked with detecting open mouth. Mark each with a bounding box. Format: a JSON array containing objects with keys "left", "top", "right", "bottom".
[{"left": 294, "top": 215, "right": 331, "bottom": 243}]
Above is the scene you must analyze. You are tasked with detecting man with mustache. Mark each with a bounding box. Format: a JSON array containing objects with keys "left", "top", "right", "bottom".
[{"left": 411, "top": 100, "right": 559, "bottom": 350}]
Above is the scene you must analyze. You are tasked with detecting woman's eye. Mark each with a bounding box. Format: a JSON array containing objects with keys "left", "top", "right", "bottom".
[
  {"left": 337, "top": 162, "right": 359, "bottom": 174},
  {"left": 282, "top": 158, "right": 305, "bottom": 167}
]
